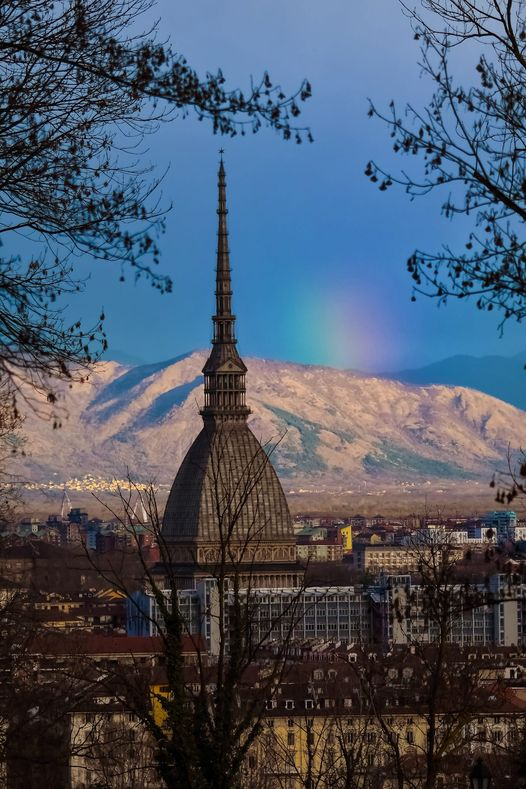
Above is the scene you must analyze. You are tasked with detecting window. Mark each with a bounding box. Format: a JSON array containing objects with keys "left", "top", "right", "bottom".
[
  {"left": 288, "top": 718, "right": 294, "bottom": 728},
  {"left": 407, "top": 731, "right": 414, "bottom": 745},
  {"left": 287, "top": 732, "right": 295, "bottom": 747},
  {"left": 285, "top": 700, "right": 295, "bottom": 710},
  {"left": 305, "top": 699, "right": 314, "bottom": 710}
]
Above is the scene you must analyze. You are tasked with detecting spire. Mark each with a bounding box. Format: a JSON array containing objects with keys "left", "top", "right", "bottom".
[
  {"left": 201, "top": 156, "right": 250, "bottom": 423},
  {"left": 214, "top": 152, "right": 234, "bottom": 345}
]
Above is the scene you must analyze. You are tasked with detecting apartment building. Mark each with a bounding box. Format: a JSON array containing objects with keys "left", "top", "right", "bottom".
[{"left": 128, "top": 582, "right": 373, "bottom": 650}]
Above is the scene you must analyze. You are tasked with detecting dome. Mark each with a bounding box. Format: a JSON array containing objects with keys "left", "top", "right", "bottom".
[{"left": 162, "top": 423, "right": 293, "bottom": 544}]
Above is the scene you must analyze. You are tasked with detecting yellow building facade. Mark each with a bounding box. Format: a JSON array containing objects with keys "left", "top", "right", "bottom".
[{"left": 340, "top": 524, "right": 352, "bottom": 553}]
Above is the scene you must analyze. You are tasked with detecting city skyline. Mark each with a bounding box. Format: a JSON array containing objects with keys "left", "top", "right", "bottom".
[{"left": 2, "top": 4, "right": 526, "bottom": 789}]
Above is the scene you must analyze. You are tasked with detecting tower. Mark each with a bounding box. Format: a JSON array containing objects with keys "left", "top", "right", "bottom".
[{"left": 162, "top": 158, "right": 301, "bottom": 589}]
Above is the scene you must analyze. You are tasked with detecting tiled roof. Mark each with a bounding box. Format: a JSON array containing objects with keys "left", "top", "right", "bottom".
[{"left": 28, "top": 632, "right": 204, "bottom": 656}]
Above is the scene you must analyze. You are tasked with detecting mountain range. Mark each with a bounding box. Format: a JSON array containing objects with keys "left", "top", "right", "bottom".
[
  {"left": 104, "top": 348, "right": 526, "bottom": 411},
  {"left": 16, "top": 351, "right": 526, "bottom": 495}
]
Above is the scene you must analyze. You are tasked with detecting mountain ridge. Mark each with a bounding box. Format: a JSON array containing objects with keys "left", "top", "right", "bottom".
[
  {"left": 15, "top": 351, "right": 526, "bottom": 495},
  {"left": 384, "top": 350, "right": 526, "bottom": 411}
]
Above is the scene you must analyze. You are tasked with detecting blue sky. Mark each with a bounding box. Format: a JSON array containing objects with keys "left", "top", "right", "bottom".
[{"left": 66, "top": 0, "right": 525, "bottom": 371}]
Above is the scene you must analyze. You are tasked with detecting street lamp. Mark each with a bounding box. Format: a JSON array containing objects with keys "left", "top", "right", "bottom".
[{"left": 469, "top": 758, "right": 492, "bottom": 789}]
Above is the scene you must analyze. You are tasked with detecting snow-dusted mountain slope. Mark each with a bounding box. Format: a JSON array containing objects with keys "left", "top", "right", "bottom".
[{"left": 17, "top": 350, "right": 526, "bottom": 489}]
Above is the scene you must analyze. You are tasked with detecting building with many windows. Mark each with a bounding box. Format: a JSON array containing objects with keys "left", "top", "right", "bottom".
[
  {"left": 127, "top": 571, "right": 526, "bottom": 651},
  {"left": 482, "top": 511, "right": 517, "bottom": 542},
  {"left": 127, "top": 583, "right": 373, "bottom": 651}
]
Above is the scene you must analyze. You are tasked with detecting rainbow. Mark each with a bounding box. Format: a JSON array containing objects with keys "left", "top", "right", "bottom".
[{"left": 289, "top": 277, "right": 400, "bottom": 372}]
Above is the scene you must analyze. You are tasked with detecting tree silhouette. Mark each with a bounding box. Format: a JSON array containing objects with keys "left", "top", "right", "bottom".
[
  {"left": 88, "top": 433, "right": 305, "bottom": 789},
  {"left": 0, "top": 0, "right": 311, "bottom": 407},
  {"left": 368, "top": 0, "right": 526, "bottom": 332}
]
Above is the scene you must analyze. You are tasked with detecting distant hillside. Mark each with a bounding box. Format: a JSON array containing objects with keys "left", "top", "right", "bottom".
[
  {"left": 101, "top": 349, "right": 147, "bottom": 367},
  {"left": 14, "top": 352, "right": 526, "bottom": 496},
  {"left": 386, "top": 351, "right": 526, "bottom": 411}
]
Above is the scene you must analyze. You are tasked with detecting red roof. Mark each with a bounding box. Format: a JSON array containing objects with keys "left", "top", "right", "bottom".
[{"left": 28, "top": 632, "right": 205, "bottom": 656}]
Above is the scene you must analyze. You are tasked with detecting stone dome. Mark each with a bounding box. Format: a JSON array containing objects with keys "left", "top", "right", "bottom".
[{"left": 162, "top": 423, "right": 293, "bottom": 544}]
